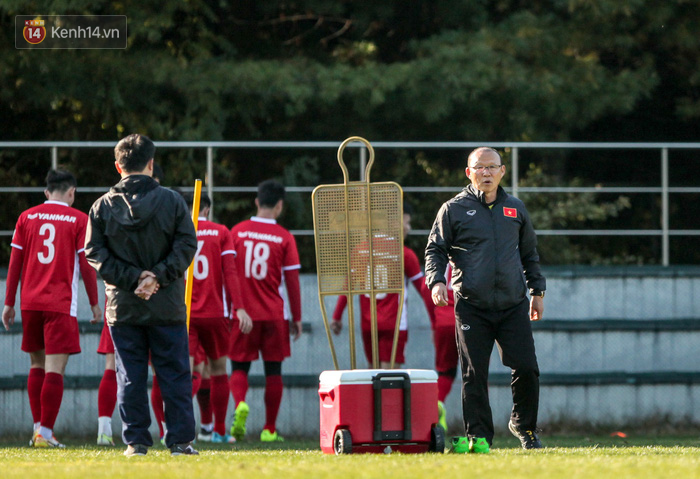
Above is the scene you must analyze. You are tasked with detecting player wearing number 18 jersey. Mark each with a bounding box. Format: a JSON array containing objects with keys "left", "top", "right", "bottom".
[
  {"left": 2, "top": 169, "right": 101, "bottom": 448},
  {"left": 228, "top": 180, "right": 301, "bottom": 442}
]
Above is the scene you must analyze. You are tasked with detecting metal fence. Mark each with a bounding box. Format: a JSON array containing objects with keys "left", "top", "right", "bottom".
[
  {"left": 1, "top": 141, "right": 699, "bottom": 265},
  {"left": 1, "top": 141, "right": 700, "bottom": 435}
]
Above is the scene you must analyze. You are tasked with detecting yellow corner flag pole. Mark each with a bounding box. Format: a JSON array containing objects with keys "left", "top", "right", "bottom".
[{"left": 185, "top": 179, "right": 202, "bottom": 332}]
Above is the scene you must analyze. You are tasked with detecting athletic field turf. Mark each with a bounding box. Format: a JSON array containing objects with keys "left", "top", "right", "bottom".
[{"left": 1, "top": 436, "right": 698, "bottom": 479}]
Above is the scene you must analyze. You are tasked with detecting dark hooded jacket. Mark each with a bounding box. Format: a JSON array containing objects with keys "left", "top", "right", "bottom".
[
  {"left": 85, "top": 175, "right": 196, "bottom": 326},
  {"left": 424, "top": 184, "right": 545, "bottom": 311}
]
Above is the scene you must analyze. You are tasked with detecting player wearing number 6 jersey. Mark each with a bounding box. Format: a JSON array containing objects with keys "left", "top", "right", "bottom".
[
  {"left": 186, "top": 193, "right": 250, "bottom": 444},
  {"left": 228, "top": 180, "right": 302, "bottom": 443},
  {"left": 2, "top": 169, "right": 102, "bottom": 448}
]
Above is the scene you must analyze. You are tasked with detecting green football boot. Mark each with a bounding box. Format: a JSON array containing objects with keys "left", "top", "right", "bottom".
[
  {"left": 230, "top": 401, "right": 249, "bottom": 441},
  {"left": 451, "top": 436, "right": 470, "bottom": 453},
  {"left": 260, "top": 429, "right": 284, "bottom": 442},
  {"left": 469, "top": 437, "right": 490, "bottom": 454}
]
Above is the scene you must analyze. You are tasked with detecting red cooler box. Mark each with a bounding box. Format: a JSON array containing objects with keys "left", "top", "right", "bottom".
[{"left": 319, "top": 369, "right": 444, "bottom": 454}]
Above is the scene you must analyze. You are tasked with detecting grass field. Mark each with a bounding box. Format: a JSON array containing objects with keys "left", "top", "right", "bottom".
[{"left": 1, "top": 435, "right": 698, "bottom": 479}]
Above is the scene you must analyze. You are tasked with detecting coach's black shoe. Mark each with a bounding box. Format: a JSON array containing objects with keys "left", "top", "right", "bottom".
[
  {"left": 170, "top": 442, "right": 199, "bottom": 456},
  {"left": 124, "top": 444, "right": 148, "bottom": 456},
  {"left": 508, "top": 420, "right": 543, "bottom": 449}
]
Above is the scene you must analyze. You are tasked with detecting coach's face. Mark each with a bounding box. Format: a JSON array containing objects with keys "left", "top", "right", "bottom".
[{"left": 466, "top": 150, "right": 505, "bottom": 196}]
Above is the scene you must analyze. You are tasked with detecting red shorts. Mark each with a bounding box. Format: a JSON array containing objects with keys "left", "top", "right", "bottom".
[
  {"left": 97, "top": 320, "right": 114, "bottom": 355},
  {"left": 189, "top": 317, "right": 230, "bottom": 361},
  {"left": 434, "top": 324, "right": 459, "bottom": 373},
  {"left": 228, "top": 320, "right": 290, "bottom": 362},
  {"left": 21, "top": 310, "right": 80, "bottom": 355},
  {"left": 361, "top": 329, "right": 408, "bottom": 365}
]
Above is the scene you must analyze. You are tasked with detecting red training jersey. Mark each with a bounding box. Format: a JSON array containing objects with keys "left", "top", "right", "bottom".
[
  {"left": 230, "top": 216, "right": 301, "bottom": 322},
  {"left": 433, "top": 264, "right": 456, "bottom": 328},
  {"left": 5, "top": 201, "right": 98, "bottom": 316},
  {"left": 189, "top": 218, "right": 240, "bottom": 318}
]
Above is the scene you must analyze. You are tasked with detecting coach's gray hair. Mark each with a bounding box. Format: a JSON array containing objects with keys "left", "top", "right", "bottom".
[{"left": 467, "top": 147, "right": 502, "bottom": 167}]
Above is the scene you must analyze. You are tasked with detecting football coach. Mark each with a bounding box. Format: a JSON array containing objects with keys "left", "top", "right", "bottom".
[
  {"left": 424, "top": 147, "right": 546, "bottom": 453},
  {"left": 85, "top": 134, "right": 198, "bottom": 456}
]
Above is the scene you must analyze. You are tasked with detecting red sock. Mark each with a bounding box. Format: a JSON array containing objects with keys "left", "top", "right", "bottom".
[
  {"left": 40, "top": 372, "right": 63, "bottom": 430},
  {"left": 263, "top": 375, "right": 283, "bottom": 433},
  {"left": 98, "top": 369, "right": 117, "bottom": 417},
  {"left": 229, "top": 370, "right": 249, "bottom": 405},
  {"left": 197, "top": 378, "right": 213, "bottom": 425},
  {"left": 27, "top": 368, "right": 45, "bottom": 424},
  {"left": 210, "top": 375, "right": 229, "bottom": 435},
  {"left": 150, "top": 375, "right": 165, "bottom": 438},
  {"left": 437, "top": 374, "right": 455, "bottom": 403},
  {"left": 191, "top": 371, "right": 202, "bottom": 397}
]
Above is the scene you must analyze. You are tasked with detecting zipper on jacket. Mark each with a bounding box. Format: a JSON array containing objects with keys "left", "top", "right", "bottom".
[{"left": 489, "top": 203, "right": 500, "bottom": 307}]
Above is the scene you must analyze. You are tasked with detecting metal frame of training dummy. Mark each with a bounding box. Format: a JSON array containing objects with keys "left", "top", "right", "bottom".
[{"left": 312, "top": 136, "right": 404, "bottom": 370}]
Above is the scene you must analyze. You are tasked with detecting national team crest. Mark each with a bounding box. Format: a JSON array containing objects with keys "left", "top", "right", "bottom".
[
  {"left": 503, "top": 207, "right": 517, "bottom": 218},
  {"left": 23, "top": 19, "right": 46, "bottom": 44}
]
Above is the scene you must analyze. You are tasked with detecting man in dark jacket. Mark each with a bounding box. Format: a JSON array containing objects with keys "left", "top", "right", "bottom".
[
  {"left": 85, "top": 134, "right": 198, "bottom": 457},
  {"left": 425, "top": 147, "right": 546, "bottom": 453}
]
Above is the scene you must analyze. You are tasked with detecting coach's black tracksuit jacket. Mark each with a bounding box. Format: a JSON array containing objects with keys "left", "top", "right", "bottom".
[
  {"left": 424, "top": 184, "right": 545, "bottom": 310},
  {"left": 85, "top": 174, "right": 196, "bottom": 327}
]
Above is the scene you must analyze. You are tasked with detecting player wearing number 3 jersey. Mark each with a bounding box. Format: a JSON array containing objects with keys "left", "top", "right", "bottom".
[
  {"left": 3, "top": 169, "right": 101, "bottom": 448},
  {"left": 228, "top": 180, "right": 301, "bottom": 442}
]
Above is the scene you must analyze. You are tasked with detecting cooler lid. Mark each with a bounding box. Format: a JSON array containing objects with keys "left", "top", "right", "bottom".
[{"left": 319, "top": 368, "right": 438, "bottom": 386}]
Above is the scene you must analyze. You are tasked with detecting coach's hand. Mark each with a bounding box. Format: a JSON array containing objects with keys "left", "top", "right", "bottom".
[
  {"left": 291, "top": 321, "right": 302, "bottom": 341},
  {"left": 2, "top": 305, "right": 15, "bottom": 330},
  {"left": 135, "top": 271, "right": 159, "bottom": 300},
  {"left": 236, "top": 308, "right": 253, "bottom": 334},
  {"left": 529, "top": 296, "right": 544, "bottom": 321},
  {"left": 330, "top": 319, "right": 342, "bottom": 335},
  {"left": 431, "top": 283, "right": 449, "bottom": 307}
]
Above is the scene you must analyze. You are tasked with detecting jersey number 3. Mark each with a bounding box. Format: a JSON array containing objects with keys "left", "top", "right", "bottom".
[
  {"left": 243, "top": 240, "right": 269, "bottom": 280},
  {"left": 38, "top": 223, "right": 56, "bottom": 264}
]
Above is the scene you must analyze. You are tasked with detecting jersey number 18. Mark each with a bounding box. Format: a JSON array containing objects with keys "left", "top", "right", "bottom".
[{"left": 243, "top": 240, "right": 270, "bottom": 280}]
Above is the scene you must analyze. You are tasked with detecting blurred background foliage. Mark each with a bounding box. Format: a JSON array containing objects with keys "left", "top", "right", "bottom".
[{"left": 1, "top": 1, "right": 699, "bottom": 267}]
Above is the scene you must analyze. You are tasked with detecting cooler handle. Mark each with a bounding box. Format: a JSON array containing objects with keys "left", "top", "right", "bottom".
[
  {"left": 372, "top": 372, "right": 411, "bottom": 441},
  {"left": 318, "top": 387, "right": 335, "bottom": 403}
]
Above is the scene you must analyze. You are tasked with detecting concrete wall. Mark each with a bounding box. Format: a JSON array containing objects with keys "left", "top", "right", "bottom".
[{"left": 1, "top": 267, "right": 699, "bottom": 440}]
